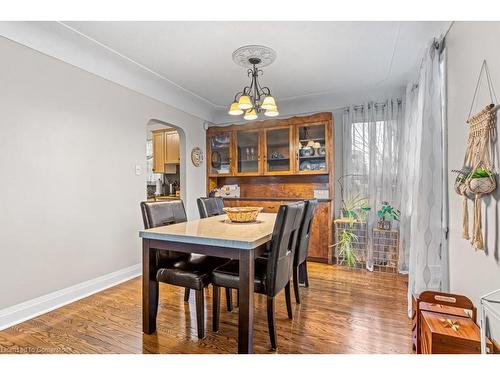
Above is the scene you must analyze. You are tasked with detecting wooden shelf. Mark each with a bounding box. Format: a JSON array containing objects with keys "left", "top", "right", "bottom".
[
  {"left": 298, "top": 155, "right": 326, "bottom": 160},
  {"left": 299, "top": 137, "right": 325, "bottom": 142}
]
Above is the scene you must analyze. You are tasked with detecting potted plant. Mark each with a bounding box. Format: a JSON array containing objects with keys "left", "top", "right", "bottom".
[
  {"left": 334, "top": 194, "right": 370, "bottom": 268},
  {"left": 335, "top": 229, "right": 359, "bottom": 267},
  {"left": 377, "top": 202, "right": 400, "bottom": 230},
  {"left": 467, "top": 167, "right": 496, "bottom": 195},
  {"left": 341, "top": 194, "right": 371, "bottom": 223}
]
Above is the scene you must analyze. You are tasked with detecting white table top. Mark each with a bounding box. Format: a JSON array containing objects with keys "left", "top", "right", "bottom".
[{"left": 139, "top": 213, "right": 277, "bottom": 249}]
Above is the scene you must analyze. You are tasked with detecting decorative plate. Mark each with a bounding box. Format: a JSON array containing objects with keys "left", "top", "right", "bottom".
[
  {"left": 191, "top": 147, "right": 203, "bottom": 167},
  {"left": 299, "top": 161, "right": 312, "bottom": 171},
  {"left": 211, "top": 151, "right": 221, "bottom": 168},
  {"left": 300, "top": 147, "right": 314, "bottom": 157},
  {"left": 316, "top": 147, "right": 326, "bottom": 156}
]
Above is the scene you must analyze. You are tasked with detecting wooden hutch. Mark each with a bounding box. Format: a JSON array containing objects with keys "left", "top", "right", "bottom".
[{"left": 206, "top": 112, "right": 334, "bottom": 263}]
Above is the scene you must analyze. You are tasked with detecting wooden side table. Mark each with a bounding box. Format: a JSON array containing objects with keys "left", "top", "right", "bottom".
[
  {"left": 421, "top": 311, "right": 492, "bottom": 354},
  {"left": 413, "top": 291, "right": 477, "bottom": 353}
]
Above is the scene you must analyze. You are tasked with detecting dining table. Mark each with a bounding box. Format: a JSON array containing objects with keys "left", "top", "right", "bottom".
[{"left": 139, "top": 212, "right": 277, "bottom": 354}]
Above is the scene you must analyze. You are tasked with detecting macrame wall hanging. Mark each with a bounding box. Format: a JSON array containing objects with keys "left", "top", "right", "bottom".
[{"left": 453, "top": 60, "right": 498, "bottom": 250}]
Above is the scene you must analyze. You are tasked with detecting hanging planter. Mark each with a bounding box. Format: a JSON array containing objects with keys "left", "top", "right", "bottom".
[
  {"left": 453, "top": 60, "right": 498, "bottom": 250},
  {"left": 467, "top": 167, "right": 496, "bottom": 195}
]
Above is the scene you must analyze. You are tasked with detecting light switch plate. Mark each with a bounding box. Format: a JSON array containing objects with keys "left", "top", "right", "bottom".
[{"left": 135, "top": 165, "right": 142, "bottom": 176}]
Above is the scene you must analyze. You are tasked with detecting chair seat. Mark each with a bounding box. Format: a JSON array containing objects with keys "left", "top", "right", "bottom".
[
  {"left": 157, "top": 254, "right": 228, "bottom": 290},
  {"left": 211, "top": 258, "right": 269, "bottom": 294}
]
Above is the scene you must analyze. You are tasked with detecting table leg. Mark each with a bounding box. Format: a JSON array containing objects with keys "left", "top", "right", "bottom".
[
  {"left": 142, "top": 238, "right": 158, "bottom": 334},
  {"left": 238, "top": 248, "right": 255, "bottom": 354}
]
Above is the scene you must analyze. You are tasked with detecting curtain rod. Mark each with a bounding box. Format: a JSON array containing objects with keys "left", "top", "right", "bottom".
[{"left": 344, "top": 98, "right": 402, "bottom": 112}]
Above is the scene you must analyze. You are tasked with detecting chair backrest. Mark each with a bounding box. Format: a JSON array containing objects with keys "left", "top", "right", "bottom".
[
  {"left": 294, "top": 199, "right": 318, "bottom": 267},
  {"left": 197, "top": 197, "right": 225, "bottom": 218},
  {"left": 140, "top": 200, "right": 187, "bottom": 229},
  {"left": 266, "top": 201, "right": 305, "bottom": 297},
  {"left": 140, "top": 200, "right": 188, "bottom": 265}
]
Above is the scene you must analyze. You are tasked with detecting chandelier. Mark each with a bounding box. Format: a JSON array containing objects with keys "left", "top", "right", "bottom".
[{"left": 228, "top": 45, "right": 279, "bottom": 120}]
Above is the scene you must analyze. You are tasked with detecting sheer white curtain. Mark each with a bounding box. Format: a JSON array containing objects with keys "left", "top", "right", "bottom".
[
  {"left": 342, "top": 99, "right": 402, "bottom": 270},
  {"left": 398, "top": 41, "right": 448, "bottom": 315}
]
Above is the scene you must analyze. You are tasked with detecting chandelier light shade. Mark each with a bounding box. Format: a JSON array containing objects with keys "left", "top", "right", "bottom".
[
  {"left": 264, "top": 107, "right": 279, "bottom": 117},
  {"left": 228, "top": 102, "right": 244, "bottom": 115},
  {"left": 261, "top": 96, "right": 277, "bottom": 110},
  {"left": 237, "top": 95, "right": 253, "bottom": 110},
  {"left": 228, "top": 45, "right": 279, "bottom": 121},
  {"left": 243, "top": 108, "right": 258, "bottom": 121}
]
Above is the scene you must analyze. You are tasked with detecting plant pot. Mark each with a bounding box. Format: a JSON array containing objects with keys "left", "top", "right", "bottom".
[
  {"left": 468, "top": 176, "right": 496, "bottom": 195},
  {"left": 377, "top": 220, "right": 391, "bottom": 230}
]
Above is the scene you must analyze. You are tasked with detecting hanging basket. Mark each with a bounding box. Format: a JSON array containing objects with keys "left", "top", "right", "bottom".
[
  {"left": 456, "top": 60, "right": 498, "bottom": 250},
  {"left": 468, "top": 175, "right": 496, "bottom": 195}
]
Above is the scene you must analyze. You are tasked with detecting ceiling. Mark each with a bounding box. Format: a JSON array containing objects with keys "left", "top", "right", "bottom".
[{"left": 62, "top": 21, "right": 451, "bottom": 110}]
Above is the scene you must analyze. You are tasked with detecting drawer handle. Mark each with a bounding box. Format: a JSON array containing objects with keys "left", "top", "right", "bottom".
[{"left": 434, "top": 295, "right": 456, "bottom": 303}]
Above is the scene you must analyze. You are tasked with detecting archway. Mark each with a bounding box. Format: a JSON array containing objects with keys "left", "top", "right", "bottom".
[{"left": 145, "top": 119, "right": 187, "bottom": 203}]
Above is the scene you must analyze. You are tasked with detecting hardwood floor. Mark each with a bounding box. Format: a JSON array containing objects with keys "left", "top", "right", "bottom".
[{"left": 0, "top": 263, "right": 412, "bottom": 354}]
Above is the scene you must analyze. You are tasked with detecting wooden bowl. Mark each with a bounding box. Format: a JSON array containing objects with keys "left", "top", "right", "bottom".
[{"left": 223, "top": 206, "right": 263, "bottom": 223}]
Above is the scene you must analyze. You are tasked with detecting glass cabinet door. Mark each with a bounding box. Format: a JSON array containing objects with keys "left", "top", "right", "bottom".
[
  {"left": 208, "top": 132, "right": 232, "bottom": 175},
  {"left": 296, "top": 123, "right": 328, "bottom": 173},
  {"left": 264, "top": 127, "right": 292, "bottom": 174},
  {"left": 236, "top": 130, "right": 260, "bottom": 175}
]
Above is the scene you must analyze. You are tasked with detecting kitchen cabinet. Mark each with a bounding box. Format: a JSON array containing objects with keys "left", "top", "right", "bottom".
[
  {"left": 207, "top": 130, "right": 233, "bottom": 177},
  {"left": 264, "top": 126, "right": 293, "bottom": 175},
  {"left": 152, "top": 129, "right": 180, "bottom": 173},
  {"left": 296, "top": 122, "right": 329, "bottom": 174},
  {"left": 206, "top": 115, "right": 332, "bottom": 178},
  {"left": 152, "top": 130, "right": 166, "bottom": 173},
  {"left": 165, "top": 131, "right": 180, "bottom": 164},
  {"left": 235, "top": 129, "right": 261, "bottom": 176}
]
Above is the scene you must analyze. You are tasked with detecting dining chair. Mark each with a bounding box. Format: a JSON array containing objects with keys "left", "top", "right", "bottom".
[
  {"left": 140, "top": 200, "right": 228, "bottom": 339},
  {"left": 292, "top": 199, "right": 318, "bottom": 304},
  {"left": 211, "top": 201, "right": 305, "bottom": 350},
  {"left": 197, "top": 197, "right": 225, "bottom": 218},
  {"left": 197, "top": 197, "right": 237, "bottom": 311}
]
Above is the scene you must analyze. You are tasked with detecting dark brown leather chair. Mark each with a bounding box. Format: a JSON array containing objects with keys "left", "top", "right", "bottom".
[
  {"left": 196, "top": 197, "right": 237, "bottom": 311},
  {"left": 211, "top": 201, "right": 305, "bottom": 350},
  {"left": 292, "top": 199, "right": 317, "bottom": 303},
  {"left": 140, "top": 200, "right": 228, "bottom": 339},
  {"left": 197, "top": 197, "right": 225, "bottom": 218}
]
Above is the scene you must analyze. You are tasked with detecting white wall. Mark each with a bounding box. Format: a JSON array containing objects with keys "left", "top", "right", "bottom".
[
  {"left": 446, "top": 22, "right": 500, "bottom": 308},
  {"left": 0, "top": 36, "right": 206, "bottom": 309}
]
